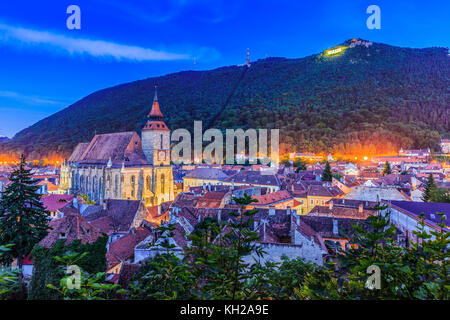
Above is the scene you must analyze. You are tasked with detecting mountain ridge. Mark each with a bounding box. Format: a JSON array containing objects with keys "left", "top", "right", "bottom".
[{"left": 1, "top": 39, "right": 449, "bottom": 160}]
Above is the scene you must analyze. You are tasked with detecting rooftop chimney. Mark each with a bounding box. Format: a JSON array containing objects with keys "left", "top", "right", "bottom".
[
  {"left": 102, "top": 200, "right": 107, "bottom": 210},
  {"left": 329, "top": 201, "right": 333, "bottom": 210},
  {"left": 158, "top": 205, "right": 161, "bottom": 216},
  {"left": 358, "top": 203, "right": 363, "bottom": 213}
]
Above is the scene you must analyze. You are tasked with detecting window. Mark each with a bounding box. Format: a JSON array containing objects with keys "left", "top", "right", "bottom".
[
  {"left": 161, "top": 173, "right": 165, "bottom": 194},
  {"left": 131, "top": 176, "right": 136, "bottom": 198},
  {"left": 114, "top": 175, "right": 119, "bottom": 197},
  {"left": 146, "top": 175, "right": 151, "bottom": 191}
]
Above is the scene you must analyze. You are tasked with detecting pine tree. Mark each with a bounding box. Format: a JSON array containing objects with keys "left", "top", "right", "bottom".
[
  {"left": 0, "top": 155, "right": 50, "bottom": 267},
  {"left": 382, "top": 161, "right": 392, "bottom": 175},
  {"left": 422, "top": 173, "right": 437, "bottom": 202},
  {"left": 321, "top": 161, "right": 333, "bottom": 182}
]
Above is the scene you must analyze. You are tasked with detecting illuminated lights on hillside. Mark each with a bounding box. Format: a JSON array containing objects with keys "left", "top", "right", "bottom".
[{"left": 324, "top": 46, "right": 347, "bottom": 56}]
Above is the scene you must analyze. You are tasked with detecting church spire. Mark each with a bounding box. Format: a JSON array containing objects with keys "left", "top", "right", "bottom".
[
  {"left": 148, "top": 85, "right": 163, "bottom": 119},
  {"left": 153, "top": 85, "right": 158, "bottom": 102}
]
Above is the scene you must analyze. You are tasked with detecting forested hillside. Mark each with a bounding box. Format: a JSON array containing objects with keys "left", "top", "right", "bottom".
[{"left": 1, "top": 39, "right": 448, "bottom": 160}]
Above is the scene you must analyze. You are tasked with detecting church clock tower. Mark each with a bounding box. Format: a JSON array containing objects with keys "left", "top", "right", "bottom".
[{"left": 141, "top": 86, "right": 171, "bottom": 166}]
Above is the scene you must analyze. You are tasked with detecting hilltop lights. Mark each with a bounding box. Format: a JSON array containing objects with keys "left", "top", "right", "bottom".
[{"left": 324, "top": 46, "right": 347, "bottom": 56}]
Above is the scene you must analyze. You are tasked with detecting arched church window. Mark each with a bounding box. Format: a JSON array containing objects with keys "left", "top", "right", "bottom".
[
  {"left": 161, "top": 173, "right": 165, "bottom": 194},
  {"left": 131, "top": 175, "right": 136, "bottom": 198},
  {"left": 93, "top": 177, "right": 97, "bottom": 196},
  {"left": 115, "top": 175, "right": 119, "bottom": 197},
  {"left": 98, "top": 178, "right": 103, "bottom": 200},
  {"left": 146, "top": 175, "right": 151, "bottom": 191}
]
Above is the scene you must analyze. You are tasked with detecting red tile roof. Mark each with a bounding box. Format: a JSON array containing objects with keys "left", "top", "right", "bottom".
[
  {"left": 37, "top": 180, "right": 59, "bottom": 192},
  {"left": 309, "top": 205, "right": 375, "bottom": 219},
  {"left": 106, "top": 227, "right": 151, "bottom": 269},
  {"left": 252, "top": 190, "right": 293, "bottom": 206},
  {"left": 38, "top": 211, "right": 103, "bottom": 248},
  {"left": 41, "top": 194, "right": 74, "bottom": 212}
]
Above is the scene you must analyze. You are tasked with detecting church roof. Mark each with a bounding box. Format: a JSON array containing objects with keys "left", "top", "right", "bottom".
[
  {"left": 148, "top": 98, "right": 164, "bottom": 119},
  {"left": 68, "top": 142, "right": 90, "bottom": 162},
  {"left": 147, "top": 87, "right": 163, "bottom": 119},
  {"left": 142, "top": 87, "right": 169, "bottom": 131},
  {"left": 78, "top": 131, "right": 148, "bottom": 165}
]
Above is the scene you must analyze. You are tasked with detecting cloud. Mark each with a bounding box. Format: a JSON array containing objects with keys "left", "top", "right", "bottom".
[
  {"left": 0, "top": 23, "right": 191, "bottom": 61},
  {"left": 0, "top": 91, "right": 67, "bottom": 106}
]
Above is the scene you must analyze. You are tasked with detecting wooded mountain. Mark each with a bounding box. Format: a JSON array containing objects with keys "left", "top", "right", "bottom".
[
  {"left": 0, "top": 136, "right": 10, "bottom": 144},
  {"left": 1, "top": 39, "right": 449, "bottom": 160}
]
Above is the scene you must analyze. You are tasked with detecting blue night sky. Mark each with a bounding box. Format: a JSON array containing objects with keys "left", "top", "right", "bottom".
[{"left": 0, "top": 0, "right": 449, "bottom": 138}]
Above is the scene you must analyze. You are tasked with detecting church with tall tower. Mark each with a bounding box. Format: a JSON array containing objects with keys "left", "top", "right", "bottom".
[{"left": 60, "top": 87, "right": 174, "bottom": 206}]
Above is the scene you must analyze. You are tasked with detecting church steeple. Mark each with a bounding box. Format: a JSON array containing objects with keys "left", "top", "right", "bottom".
[
  {"left": 148, "top": 85, "right": 164, "bottom": 119},
  {"left": 141, "top": 85, "right": 171, "bottom": 166}
]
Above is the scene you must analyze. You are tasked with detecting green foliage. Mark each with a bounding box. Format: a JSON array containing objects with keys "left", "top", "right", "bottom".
[
  {"left": 382, "top": 161, "right": 392, "bottom": 176},
  {"left": 1, "top": 43, "right": 448, "bottom": 159},
  {"left": 79, "top": 194, "right": 95, "bottom": 205},
  {"left": 422, "top": 173, "right": 438, "bottom": 202},
  {"left": 0, "top": 154, "right": 50, "bottom": 266},
  {"left": 248, "top": 256, "right": 316, "bottom": 299},
  {"left": 293, "top": 158, "right": 307, "bottom": 171},
  {"left": 0, "top": 245, "right": 25, "bottom": 300},
  {"left": 128, "top": 224, "right": 195, "bottom": 300},
  {"left": 321, "top": 161, "right": 333, "bottom": 182},
  {"left": 189, "top": 194, "right": 264, "bottom": 299},
  {"left": 405, "top": 213, "right": 449, "bottom": 299},
  {"left": 29, "top": 236, "right": 108, "bottom": 300},
  {"left": 422, "top": 173, "right": 449, "bottom": 203},
  {"left": 296, "top": 207, "right": 449, "bottom": 300},
  {"left": 46, "top": 252, "right": 121, "bottom": 300},
  {"left": 429, "top": 188, "right": 450, "bottom": 203},
  {"left": 129, "top": 194, "right": 271, "bottom": 300},
  {"left": 280, "top": 158, "right": 291, "bottom": 167}
]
